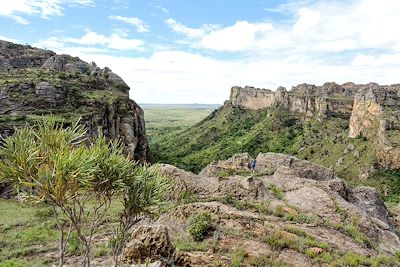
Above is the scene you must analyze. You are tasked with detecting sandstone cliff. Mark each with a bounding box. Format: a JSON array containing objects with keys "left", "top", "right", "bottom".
[
  {"left": 349, "top": 83, "right": 400, "bottom": 169},
  {"left": 230, "top": 82, "right": 359, "bottom": 118},
  {"left": 230, "top": 83, "right": 400, "bottom": 169},
  {"left": 0, "top": 40, "right": 147, "bottom": 160}
]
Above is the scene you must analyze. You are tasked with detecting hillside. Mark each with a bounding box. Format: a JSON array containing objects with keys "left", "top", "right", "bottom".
[
  {"left": 125, "top": 153, "right": 400, "bottom": 266},
  {"left": 0, "top": 40, "right": 148, "bottom": 160},
  {"left": 143, "top": 104, "right": 218, "bottom": 148},
  {"left": 151, "top": 83, "right": 400, "bottom": 202}
]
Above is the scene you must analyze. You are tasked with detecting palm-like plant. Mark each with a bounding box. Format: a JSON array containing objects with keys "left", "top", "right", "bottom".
[{"left": 0, "top": 117, "right": 169, "bottom": 267}]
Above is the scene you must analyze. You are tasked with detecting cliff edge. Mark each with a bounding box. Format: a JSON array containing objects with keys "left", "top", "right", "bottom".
[
  {"left": 229, "top": 83, "right": 400, "bottom": 169},
  {"left": 0, "top": 40, "right": 148, "bottom": 160}
]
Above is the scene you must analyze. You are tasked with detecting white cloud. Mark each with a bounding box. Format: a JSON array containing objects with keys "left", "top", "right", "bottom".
[
  {"left": 292, "top": 7, "right": 320, "bottom": 36},
  {"left": 70, "top": 0, "right": 94, "bottom": 6},
  {"left": 66, "top": 32, "right": 143, "bottom": 50},
  {"left": 352, "top": 53, "right": 400, "bottom": 66},
  {"left": 40, "top": 46, "right": 399, "bottom": 104},
  {"left": 200, "top": 21, "right": 273, "bottom": 52},
  {"left": 166, "top": 0, "right": 400, "bottom": 54},
  {"left": 155, "top": 5, "right": 169, "bottom": 15},
  {"left": 0, "top": 0, "right": 93, "bottom": 24},
  {"left": 0, "top": 35, "right": 21, "bottom": 43},
  {"left": 24, "top": 0, "right": 400, "bottom": 103},
  {"left": 65, "top": 32, "right": 108, "bottom": 46},
  {"left": 165, "top": 18, "right": 207, "bottom": 39},
  {"left": 109, "top": 15, "right": 150, "bottom": 33}
]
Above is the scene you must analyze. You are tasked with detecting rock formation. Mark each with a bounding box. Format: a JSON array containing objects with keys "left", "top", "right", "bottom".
[
  {"left": 349, "top": 83, "right": 400, "bottom": 169},
  {"left": 125, "top": 153, "right": 400, "bottom": 266},
  {"left": 0, "top": 40, "right": 147, "bottom": 160},
  {"left": 230, "top": 82, "right": 359, "bottom": 118},
  {"left": 230, "top": 83, "right": 400, "bottom": 169}
]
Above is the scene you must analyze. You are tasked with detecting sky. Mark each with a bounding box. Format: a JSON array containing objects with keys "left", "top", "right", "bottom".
[{"left": 0, "top": 0, "right": 399, "bottom": 104}]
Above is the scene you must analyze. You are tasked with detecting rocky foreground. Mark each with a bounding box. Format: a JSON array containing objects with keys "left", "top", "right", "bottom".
[{"left": 124, "top": 153, "right": 400, "bottom": 266}]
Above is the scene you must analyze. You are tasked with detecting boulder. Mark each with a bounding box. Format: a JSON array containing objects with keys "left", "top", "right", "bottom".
[
  {"left": 199, "top": 153, "right": 251, "bottom": 177},
  {"left": 256, "top": 153, "right": 335, "bottom": 181},
  {"left": 124, "top": 225, "right": 175, "bottom": 265},
  {"left": 349, "top": 186, "right": 390, "bottom": 224}
]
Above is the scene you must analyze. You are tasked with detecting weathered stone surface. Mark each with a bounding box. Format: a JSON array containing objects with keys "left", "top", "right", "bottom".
[
  {"left": 230, "top": 83, "right": 356, "bottom": 118},
  {"left": 199, "top": 152, "right": 251, "bottom": 177},
  {"left": 349, "top": 186, "right": 389, "bottom": 223},
  {"left": 124, "top": 225, "right": 175, "bottom": 265},
  {"left": 349, "top": 83, "right": 400, "bottom": 168},
  {"left": 0, "top": 39, "right": 147, "bottom": 161},
  {"left": 154, "top": 153, "right": 400, "bottom": 266},
  {"left": 159, "top": 162, "right": 267, "bottom": 201},
  {"left": 256, "top": 152, "right": 335, "bottom": 181}
]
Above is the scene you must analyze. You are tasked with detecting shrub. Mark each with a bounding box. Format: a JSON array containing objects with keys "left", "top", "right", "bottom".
[
  {"left": 67, "top": 231, "right": 82, "bottom": 255},
  {"left": 266, "top": 183, "right": 284, "bottom": 199},
  {"left": 284, "top": 213, "right": 319, "bottom": 224},
  {"left": 342, "top": 224, "right": 371, "bottom": 247},
  {"left": 173, "top": 237, "right": 210, "bottom": 252},
  {"left": 189, "top": 212, "right": 214, "bottom": 241},
  {"left": 263, "top": 230, "right": 299, "bottom": 251},
  {"left": 231, "top": 248, "right": 247, "bottom": 267}
]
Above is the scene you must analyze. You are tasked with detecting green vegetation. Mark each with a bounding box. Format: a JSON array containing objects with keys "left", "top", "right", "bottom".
[
  {"left": 152, "top": 105, "right": 303, "bottom": 173},
  {"left": 219, "top": 195, "right": 271, "bottom": 215},
  {"left": 0, "top": 117, "right": 168, "bottom": 267},
  {"left": 0, "top": 67, "right": 129, "bottom": 135},
  {"left": 188, "top": 212, "right": 214, "bottom": 241},
  {"left": 266, "top": 183, "right": 284, "bottom": 199},
  {"left": 0, "top": 200, "right": 58, "bottom": 264},
  {"left": 144, "top": 107, "right": 216, "bottom": 147},
  {"left": 230, "top": 248, "right": 247, "bottom": 267},
  {"left": 148, "top": 103, "right": 400, "bottom": 206},
  {"left": 173, "top": 237, "right": 212, "bottom": 252},
  {"left": 150, "top": 104, "right": 375, "bottom": 181}
]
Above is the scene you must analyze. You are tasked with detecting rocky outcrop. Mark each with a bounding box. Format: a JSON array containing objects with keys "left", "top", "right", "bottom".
[
  {"left": 230, "top": 82, "right": 358, "bottom": 118},
  {"left": 0, "top": 39, "right": 147, "bottom": 160},
  {"left": 349, "top": 83, "right": 400, "bottom": 168},
  {"left": 151, "top": 153, "right": 400, "bottom": 266},
  {"left": 230, "top": 82, "right": 400, "bottom": 169},
  {"left": 124, "top": 225, "right": 175, "bottom": 266}
]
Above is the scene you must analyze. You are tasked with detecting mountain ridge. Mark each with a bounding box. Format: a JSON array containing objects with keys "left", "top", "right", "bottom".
[{"left": 0, "top": 39, "right": 148, "bottom": 160}]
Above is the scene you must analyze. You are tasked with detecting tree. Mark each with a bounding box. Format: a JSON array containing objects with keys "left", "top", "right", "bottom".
[
  {"left": 110, "top": 164, "right": 169, "bottom": 266},
  {"left": 0, "top": 117, "right": 169, "bottom": 267}
]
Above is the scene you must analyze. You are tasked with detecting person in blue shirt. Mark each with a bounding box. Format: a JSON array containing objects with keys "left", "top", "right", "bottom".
[{"left": 250, "top": 159, "right": 257, "bottom": 175}]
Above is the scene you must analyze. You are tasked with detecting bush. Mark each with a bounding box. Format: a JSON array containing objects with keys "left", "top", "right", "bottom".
[
  {"left": 188, "top": 212, "right": 214, "bottom": 241},
  {"left": 266, "top": 183, "right": 284, "bottom": 199},
  {"left": 173, "top": 237, "right": 210, "bottom": 252},
  {"left": 67, "top": 231, "right": 82, "bottom": 255},
  {"left": 231, "top": 248, "right": 247, "bottom": 267},
  {"left": 263, "top": 230, "right": 299, "bottom": 251}
]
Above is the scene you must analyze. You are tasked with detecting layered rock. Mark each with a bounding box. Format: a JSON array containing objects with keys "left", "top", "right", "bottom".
[
  {"left": 349, "top": 83, "right": 400, "bottom": 168},
  {"left": 230, "top": 82, "right": 400, "bottom": 169},
  {"left": 0, "top": 39, "right": 147, "bottom": 160},
  {"left": 137, "top": 153, "right": 400, "bottom": 266},
  {"left": 230, "top": 82, "right": 358, "bottom": 118}
]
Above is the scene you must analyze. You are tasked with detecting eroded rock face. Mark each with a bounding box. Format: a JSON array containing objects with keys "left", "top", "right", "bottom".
[
  {"left": 349, "top": 186, "right": 390, "bottom": 224},
  {"left": 199, "top": 152, "right": 251, "bottom": 177},
  {"left": 230, "top": 82, "right": 357, "bottom": 118},
  {"left": 124, "top": 225, "right": 175, "bottom": 265},
  {"left": 0, "top": 39, "right": 147, "bottom": 160},
  {"left": 153, "top": 153, "right": 400, "bottom": 266},
  {"left": 349, "top": 83, "right": 400, "bottom": 168},
  {"left": 230, "top": 83, "right": 400, "bottom": 169}
]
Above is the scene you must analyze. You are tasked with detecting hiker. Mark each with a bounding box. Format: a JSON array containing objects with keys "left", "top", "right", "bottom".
[{"left": 250, "top": 159, "right": 257, "bottom": 175}]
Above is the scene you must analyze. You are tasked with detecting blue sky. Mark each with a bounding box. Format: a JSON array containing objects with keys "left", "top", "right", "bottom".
[{"left": 1, "top": 0, "right": 399, "bottom": 103}]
